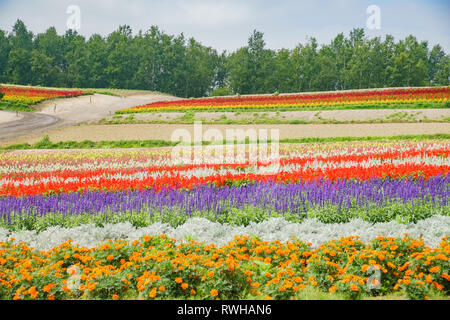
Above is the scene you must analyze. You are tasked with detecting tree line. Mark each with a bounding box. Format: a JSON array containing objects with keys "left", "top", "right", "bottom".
[{"left": 0, "top": 20, "right": 448, "bottom": 98}]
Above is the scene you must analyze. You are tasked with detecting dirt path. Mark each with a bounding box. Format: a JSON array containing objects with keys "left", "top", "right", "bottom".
[
  {"left": 0, "top": 110, "right": 24, "bottom": 124},
  {"left": 37, "top": 93, "right": 180, "bottom": 124},
  {"left": 0, "top": 112, "right": 60, "bottom": 141},
  {"left": 0, "top": 93, "right": 180, "bottom": 140},
  {"left": 2, "top": 122, "right": 448, "bottom": 146}
]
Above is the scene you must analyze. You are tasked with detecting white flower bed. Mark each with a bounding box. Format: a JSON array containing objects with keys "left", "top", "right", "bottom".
[{"left": 1, "top": 215, "right": 448, "bottom": 251}]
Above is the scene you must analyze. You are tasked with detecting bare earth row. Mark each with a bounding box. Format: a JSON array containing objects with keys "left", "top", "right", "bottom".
[{"left": 1, "top": 122, "right": 449, "bottom": 146}]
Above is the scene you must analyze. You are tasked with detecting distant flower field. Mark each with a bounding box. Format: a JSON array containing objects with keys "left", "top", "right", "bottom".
[
  {"left": 119, "top": 87, "right": 450, "bottom": 113},
  {"left": 0, "top": 86, "right": 85, "bottom": 105}
]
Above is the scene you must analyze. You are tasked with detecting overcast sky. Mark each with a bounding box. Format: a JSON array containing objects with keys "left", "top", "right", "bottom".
[{"left": 0, "top": 0, "right": 449, "bottom": 52}]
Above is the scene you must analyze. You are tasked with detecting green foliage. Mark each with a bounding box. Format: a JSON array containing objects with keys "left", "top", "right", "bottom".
[
  {"left": 1, "top": 234, "right": 448, "bottom": 300},
  {"left": 0, "top": 21, "right": 448, "bottom": 96},
  {"left": 1, "top": 200, "right": 448, "bottom": 232},
  {"left": 210, "top": 86, "right": 232, "bottom": 97},
  {"left": 2, "top": 134, "right": 449, "bottom": 151}
]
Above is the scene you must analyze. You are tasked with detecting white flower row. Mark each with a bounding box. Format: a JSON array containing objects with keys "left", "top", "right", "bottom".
[
  {"left": 1, "top": 215, "right": 448, "bottom": 251},
  {"left": 1, "top": 142, "right": 447, "bottom": 174}
]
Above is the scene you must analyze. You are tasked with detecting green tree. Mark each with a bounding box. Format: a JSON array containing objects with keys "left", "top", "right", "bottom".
[
  {"left": 227, "top": 46, "right": 251, "bottom": 94},
  {"left": 30, "top": 50, "right": 55, "bottom": 85},
  {"left": 428, "top": 45, "right": 448, "bottom": 85},
  {"left": 8, "top": 48, "right": 31, "bottom": 84},
  {"left": 291, "top": 37, "right": 319, "bottom": 91},
  {"left": 271, "top": 48, "right": 294, "bottom": 93},
  {"left": 9, "top": 19, "right": 33, "bottom": 50},
  {"left": 1, "top": 20, "right": 448, "bottom": 96},
  {"left": 105, "top": 25, "right": 138, "bottom": 89},
  {"left": 7, "top": 20, "right": 33, "bottom": 84},
  {"left": 388, "top": 36, "right": 429, "bottom": 86},
  {"left": 85, "top": 34, "right": 109, "bottom": 88},
  {"left": 65, "top": 36, "right": 89, "bottom": 88},
  {"left": 0, "top": 30, "right": 11, "bottom": 82},
  {"left": 432, "top": 54, "right": 450, "bottom": 85}
]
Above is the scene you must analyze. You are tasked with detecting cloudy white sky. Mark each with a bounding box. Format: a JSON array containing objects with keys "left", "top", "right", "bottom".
[{"left": 0, "top": 0, "right": 449, "bottom": 52}]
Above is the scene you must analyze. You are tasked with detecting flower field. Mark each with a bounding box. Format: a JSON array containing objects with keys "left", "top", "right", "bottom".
[
  {"left": 0, "top": 140, "right": 449, "bottom": 300},
  {"left": 119, "top": 87, "right": 450, "bottom": 113},
  {"left": 0, "top": 235, "right": 448, "bottom": 300},
  {"left": 0, "top": 86, "right": 85, "bottom": 105}
]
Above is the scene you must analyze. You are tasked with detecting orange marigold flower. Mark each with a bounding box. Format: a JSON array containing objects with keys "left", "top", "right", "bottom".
[
  {"left": 181, "top": 283, "right": 189, "bottom": 290},
  {"left": 429, "top": 266, "right": 440, "bottom": 273},
  {"left": 211, "top": 289, "right": 219, "bottom": 297},
  {"left": 149, "top": 287, "right": 157, "bottom": 298},
  {"left": 112, "top": 294, "right": 119, "bottom": 300},
  {"left": 86, "top": 282, "right": 97, "bottom": 291},
  {"left": 350, "top": 284, "right": 359, "bottom": 291},
  {"left": 292, "top": 276, "right": 302, "bottom": 283},
  {"left": 175, "top": 277, "right": 183, "bottom": 284},
  {"left": 28, "top": 286, "right": 38, "bottom": 299},
  {"left": 159, "top": 286, "right": 166, "bottom": 292},
  {"left": 434, "top": 254, "right": 447, "bottom": 260},
  {"left": 43, "top": 283, "right": 55, "bottom": 293},
  {"left": 433, "top": 282, "right": 444, "bottom": 290},
  {"left": 107, "top": 255, "right": 114, "bottom": 261},
  {"left": 190, "top": 289, "right": 196, "bottom": 295}
]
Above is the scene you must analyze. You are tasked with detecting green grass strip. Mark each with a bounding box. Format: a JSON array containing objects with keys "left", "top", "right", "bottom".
[{"left": 1, "top": 133, "right": 448, "bottom": 150}]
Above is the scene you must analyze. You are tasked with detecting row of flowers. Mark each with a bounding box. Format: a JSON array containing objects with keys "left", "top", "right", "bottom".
[
  {"left": 0, "top": 86, "right": 86, "bottom": 105},
  {"left": 2, "top": 215, "right": 448, "bottom": 253},
  {"left": 1, "top": 176, "right": 448, "bottom": 229},
  {"left": 0, "top": 234, "right": 448, "bottom": 300},
  {"left": 1, "top": 141, "right": 443, "bottom": 174},
  {"left": 1, "top": 141, "right": 448, "bottom": 197},
  {"left": 119, "top": 87, "right": 450, "bottom": 113}
]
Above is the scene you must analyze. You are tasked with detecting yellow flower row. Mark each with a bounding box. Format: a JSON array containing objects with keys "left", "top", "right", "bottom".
[{"left": 122, "top": 97, "right": 447, "bottom": 113}]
